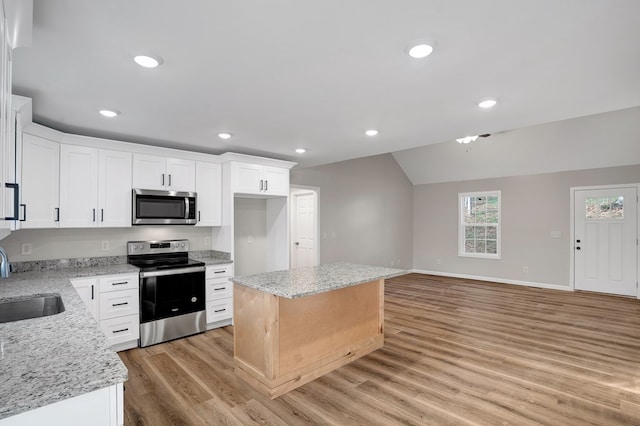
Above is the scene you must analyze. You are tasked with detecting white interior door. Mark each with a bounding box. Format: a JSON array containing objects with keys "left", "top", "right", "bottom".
[
  {"left": 574, "top": 186, "right": 637, "bottom": 296},
  {"left": 291, "top": 191, "right": 317, "bottom": 268}
]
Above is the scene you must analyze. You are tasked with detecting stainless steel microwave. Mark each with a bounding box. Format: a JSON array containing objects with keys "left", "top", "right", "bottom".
[{"left": 132, "top": 189, "right": 197, "bottom": 225}]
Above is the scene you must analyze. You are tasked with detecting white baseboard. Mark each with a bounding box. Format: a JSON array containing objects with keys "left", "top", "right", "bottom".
[{"left": 410, "top": 269, "right": 573, "bottom": 292}]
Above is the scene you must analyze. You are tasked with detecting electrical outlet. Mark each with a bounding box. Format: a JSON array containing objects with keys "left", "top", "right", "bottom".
[
  {"left": 101, "top": 241, "right": 109, "bottom": 251},
  {"left": 248, "top": 235, "right": 254, "bottom": 244},
  {"left": 523, "top": 266, "right": 529, "bottom": 273},
  {"left": 550, "top": 231, "right": 562, "bottom": 238},
  {"left": 21, "top": 243, "right": 32, "bottom": 255},
  {"left": 204, "top": 236, "right": 211, "bottom": 246}
]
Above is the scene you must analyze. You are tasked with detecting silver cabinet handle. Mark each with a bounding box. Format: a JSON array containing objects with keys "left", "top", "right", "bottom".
[
  {"left": 92, "top": 208, "right": 96, "bottom": 222},
  {"left": 55, "top": 207, "right": 60, "bottom": 222},
  {"left": 112, "top": 302, "right": 129, "bottom": 307},
  {"left": 162, "top": 173, "right": 165, "bottom": 186},
  {"left": 101, "top": 209, "right": 104, "bottom": 222},
  {"left": 259, "top": 179, "right": 263, "bottom": 191},
  {"left": 112, "top": 328, "right": 129, "bottom": 334},
  {"left": 168, "top": 174, "right": 172, "bottom": 187},
  {"left": 214, "top": 308, "right": 226, "bottom": 313},
  {"left": 19, "top": 204, "right": 26, "bottom": 222},
  {"left": 91, "top": 285, "right": 94, "bottom": 300},
  {"left": 198, "top": 211, "right": 201, "bottom": 222},
  {"left": 111, "top": 281, "right": 129, "bottom": 286},
  {"left": 213, "top": 287, "right": 226, "bottom": 291},
  {"left": 265, "top": 180, "right": 268, "bottom": 191}
]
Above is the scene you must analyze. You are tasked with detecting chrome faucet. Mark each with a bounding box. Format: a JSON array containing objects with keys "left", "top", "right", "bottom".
[{"left": 0, "top": 246, "right": 10, "bottom": 278}]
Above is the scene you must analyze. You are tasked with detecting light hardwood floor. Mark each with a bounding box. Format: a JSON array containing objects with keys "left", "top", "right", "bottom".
[{"left": 119, "top": 273, "right": 640, "bottom": 425}]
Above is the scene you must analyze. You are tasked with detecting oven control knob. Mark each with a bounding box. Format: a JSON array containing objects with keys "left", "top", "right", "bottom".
[
  {"left": 181, "top": 243, "right": 186, "bottom": 248},
  {"left": 191, "top": 297, "right": 197, "bottom": 303}
]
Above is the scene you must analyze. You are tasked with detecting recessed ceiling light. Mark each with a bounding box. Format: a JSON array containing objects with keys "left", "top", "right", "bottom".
[
  {"left": 478, "top": 99, "right": 497, "bottom": 109},
  {"left": 365, "top": 129, "right": 379, "bottom": 136},
  {"left": 456, "top": 135, "right": 479, "bottom": 144},
  {"left": 218, "top": 132, "right": 232, "bottom": 140},
  {"left": 99, "top": 109, "right": 119, "bottom": 118},
  {"left": 408, "top": 44, "right": 434, "bottom": 59},
  {"left": 134, "top": 55, "right": 161, "bottom": 68},
  {"left": 295, "top": 148, "right": 307, "bottom": 154}
]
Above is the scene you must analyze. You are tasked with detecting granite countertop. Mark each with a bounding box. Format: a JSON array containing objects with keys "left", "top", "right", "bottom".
[
  {"left": 232, "top": 262, "right": 406, "bottom": 299},
  {"left": 0, "top": 263, "right": 138, "bottom": 420}
]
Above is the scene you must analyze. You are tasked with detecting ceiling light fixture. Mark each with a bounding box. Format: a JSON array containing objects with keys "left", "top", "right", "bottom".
[
  {"left": 99, "top": 109, "right": 119, "bottom": 118},
  {"left": 295, "top": 148, "right": 307, "bottom": 154},
  {"left": 456, "top": 135, "right": 479, "bottom": 144},
  {"left": 408, "top": 44, "right": 434, "bottom": 59},
  {"left": 218, "top": 132, "right": 232, "bottom": 140},
  {"left": 365, "top": 129, "right": 379, "bottom": 136},
  {"left": 478, "top": 99, "right": 497, "bottom": 109},
  {"left": 134, "top": 55, "right": 161, "bottom": 68}
]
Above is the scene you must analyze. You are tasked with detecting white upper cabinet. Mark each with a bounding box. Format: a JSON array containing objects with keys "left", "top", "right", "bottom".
[
  {"left": 21, "top": 133, "right": 60, "bottom": 228},
  {"left": 195, "top": 161, "right": 222, "bottom": 226},
  {"left": 98, "top": 150, "right": 132, "bottom": 227},
  {"left": 132, "top": 154, "right": 195, "bottom": 192},
  {"left": 231, "top": 162, "right": 289, "bottom": 196},
  {"left": 59, "top": 145, "right": 99, "bottom": 227},
  {"left": 60, "top": 145, "right": 131, "bottom": 228}
]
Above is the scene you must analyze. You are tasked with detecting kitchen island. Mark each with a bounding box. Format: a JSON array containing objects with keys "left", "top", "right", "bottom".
[{"left": 231, "top": 262, "right": 405, "bottom": 398}]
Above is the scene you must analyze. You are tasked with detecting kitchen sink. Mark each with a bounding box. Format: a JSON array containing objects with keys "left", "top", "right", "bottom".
[{"left": 0, "top": 294, "right": 65, "bottom": 323}]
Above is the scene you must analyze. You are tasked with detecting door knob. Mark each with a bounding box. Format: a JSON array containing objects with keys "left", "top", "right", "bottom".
[
  {"left": 294, "top": 242, "right": 300, "bottom": 246},
  {"left": 576, "top": 239, "right": 581, "bottom": 243},
  {"left": 576, "top": 247, "right": 581, "bottom": 250}
]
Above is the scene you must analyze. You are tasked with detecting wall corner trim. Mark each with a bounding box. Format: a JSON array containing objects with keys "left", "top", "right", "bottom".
[{"left": 410, "top": 269, "right": 573, "bottom": 292}]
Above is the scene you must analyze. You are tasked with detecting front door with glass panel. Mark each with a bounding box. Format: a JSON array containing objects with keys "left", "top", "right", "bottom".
[{"left": 574, "top": 187, "right": 637, "bottom": 296}]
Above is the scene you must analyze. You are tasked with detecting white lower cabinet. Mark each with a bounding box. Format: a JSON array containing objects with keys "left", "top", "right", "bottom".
[
  {"left": 205, "top": 264, "right": 233, "bottom": 329},
  {"left": 70, "top": 272, "right": 139, "bottom": 351},
  {"left": 0, "top": 383, "right": 124, "bottom": 426}
]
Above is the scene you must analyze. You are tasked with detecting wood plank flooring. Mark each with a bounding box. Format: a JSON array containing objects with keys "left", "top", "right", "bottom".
[{"left": 119, "top": 273, "right": 640, "bottom": 425}]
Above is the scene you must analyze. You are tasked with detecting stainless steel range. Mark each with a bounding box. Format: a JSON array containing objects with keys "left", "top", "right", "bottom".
[{"left": 127, "top": 239, "right": 206, "bottom": 347}]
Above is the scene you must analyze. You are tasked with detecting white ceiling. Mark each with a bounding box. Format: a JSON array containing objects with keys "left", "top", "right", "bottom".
[{"left": 12, "top": 0, "right": 640, "bottom": 169}]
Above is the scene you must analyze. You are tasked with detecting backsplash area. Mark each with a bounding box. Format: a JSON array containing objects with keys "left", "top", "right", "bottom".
[{"left": 0, "top": 227, "right": 217, "bottom": 262}]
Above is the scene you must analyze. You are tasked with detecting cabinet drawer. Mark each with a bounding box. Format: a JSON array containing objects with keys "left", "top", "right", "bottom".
[
  {"left": 99, "top": 274, "right": 139, "bottom": 293},
  {"left": 101, "top": 314, "right": 139, "bottom": 347},
  {"left": 206, "top": 298, "right": 233, "bottom": 323},
  {"left": 205, "top": 265, "right": 232, "bottom": 279},
  {"left": 206, "top": 279, "right": 232, "bottom": 301},
  {"left": 99, "top": 288, "right": 139, "bottom": 320}
]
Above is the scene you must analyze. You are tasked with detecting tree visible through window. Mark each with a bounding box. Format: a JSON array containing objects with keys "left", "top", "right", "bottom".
[{"left": 459, "top": 191, "right": 501, "bottom": 259}]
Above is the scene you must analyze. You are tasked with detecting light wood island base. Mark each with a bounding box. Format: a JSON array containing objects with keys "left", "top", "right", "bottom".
[{"left": 233, "top": 279, "right": 384, "bottom": 398}]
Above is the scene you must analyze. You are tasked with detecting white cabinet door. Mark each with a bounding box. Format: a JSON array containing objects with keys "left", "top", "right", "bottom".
[
  {"left": 21, "top": 133, "right": 60, "bottom": 228},
  {"left": 232, "top": 162, "right": 263, "bottom": 194},
  {"left": 195, "top": 161, "right": 221, "bottom": 226},
  {"left": 166, "top": 158, "right": 195, "bottom": 192},
  {"left": 231, "top": 162, "right": 289, "bottom": 196},
  {"left": 0, "top": 384, "right": 123, "bottom": 426},
  {"left": 262, "top": 166, "right": 289, "bottom": 196},
  {"left": 59, "top": 145, "right": 99, "bottom": 228},
  {"left": 132, "top": 154, "right": 166, "bottom": 190},
  {"left": 98, "top": 150, "right": 132, "bottom": 227},
  {"left": 70, "top": 277, "right": 99, "bottom": 321}
]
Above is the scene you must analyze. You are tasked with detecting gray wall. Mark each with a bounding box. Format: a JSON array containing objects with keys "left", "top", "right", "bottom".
[
  {"left": 291, "top": 153, "right": 413, "bottom": 269},
  {"left": 0, "top": 226, "right": 214, "bottom": 261},
  {"left": 413, "top": 164, "right": 640, "bottom": 287}
]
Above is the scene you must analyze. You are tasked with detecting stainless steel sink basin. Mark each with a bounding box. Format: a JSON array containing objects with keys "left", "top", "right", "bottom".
[{"left": 0, "top": 294, "right": 65, "bottom": 323}]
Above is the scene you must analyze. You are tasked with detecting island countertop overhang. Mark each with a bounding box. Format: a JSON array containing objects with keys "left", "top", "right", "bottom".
[{"left": 231, "top": 262, "right": 406, "bottom": 299}]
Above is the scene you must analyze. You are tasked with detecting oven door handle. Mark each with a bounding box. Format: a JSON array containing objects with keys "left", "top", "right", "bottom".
[{"left": 139, "top": 266, "right": 206, "bottom": 278}]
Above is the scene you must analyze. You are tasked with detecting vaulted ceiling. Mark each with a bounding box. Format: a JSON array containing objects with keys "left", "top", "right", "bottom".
[{"left": 12, "top": 0, "right": 640, "bottom": 169}]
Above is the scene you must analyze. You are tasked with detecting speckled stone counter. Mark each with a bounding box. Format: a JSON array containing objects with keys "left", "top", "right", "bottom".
[
  {"left": 0, "top": 263, "right": 138, "bottom": 420},
  {"left": 232, "top": 262, "right": 406, "bottom": 398},
  {"left": 232, "top": 262, "right": 405, "bottom": 299}
]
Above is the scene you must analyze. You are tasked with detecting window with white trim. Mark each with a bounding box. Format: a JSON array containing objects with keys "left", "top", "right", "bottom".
[{"left": 458, "top": 191, "right": 501, "bottom": 259}]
